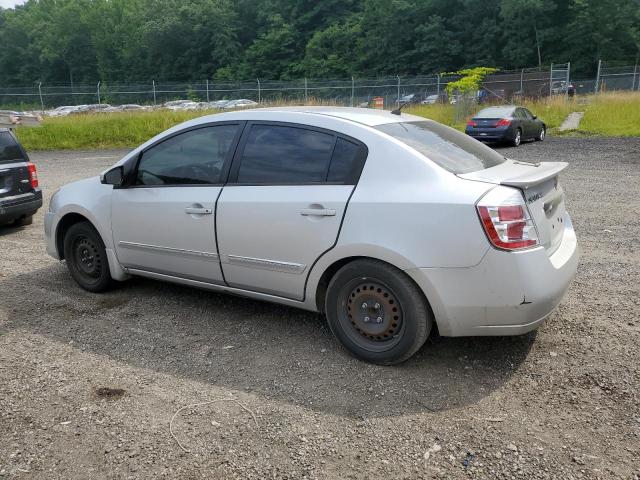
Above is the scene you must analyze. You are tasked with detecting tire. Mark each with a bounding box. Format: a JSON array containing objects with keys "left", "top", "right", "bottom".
[
  {"left": 13, "top": 215, "right": 33, "bottom": 227},
  {"left": 512, "top": 128, "right": 522, "bottom": 147},
  {"left": 63, "top": 221, "right": 114, "bottom": 292},
  {"left": 325, "top": 259, "right": 432, "bottom": 365},
  {"left": 536, "top": 126, "right": 546, "bottom": 141}
]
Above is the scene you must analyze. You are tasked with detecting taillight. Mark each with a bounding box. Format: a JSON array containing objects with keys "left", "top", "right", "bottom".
[
  {"left": 477, "top": 186, "right": 538, "bottom": 251},
  {"left": 27, "top": 162, "right": 38, "bottom": 188},
  {"left": 495, "top": 118, "right": 511, "bottom": 127},
  {"left": 467, "top": 120, "right": 477, "bottom": 127}
]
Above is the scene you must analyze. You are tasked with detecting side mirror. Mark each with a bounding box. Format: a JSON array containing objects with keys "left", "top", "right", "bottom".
[
  {"left": 101, "top": 166, "right": 124, "bottom": 186},
  {"left": 532, "top": 115, "right": 538, "bottom": 120}
]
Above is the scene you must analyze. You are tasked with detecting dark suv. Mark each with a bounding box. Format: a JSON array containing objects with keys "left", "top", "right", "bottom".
[{"left": 0, "top": 128, "right": 42, "bottom": 226}]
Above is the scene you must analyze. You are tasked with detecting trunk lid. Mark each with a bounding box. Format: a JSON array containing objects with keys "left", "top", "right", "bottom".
[
  {"left": 473, "top": 118, "right": 502, "bottom": 128},
  {"left": 0, "top": 130, "right": 31, "bottom": 198},
  {"left": 460, "top": 160, "right": 568, "bottom": 255}
]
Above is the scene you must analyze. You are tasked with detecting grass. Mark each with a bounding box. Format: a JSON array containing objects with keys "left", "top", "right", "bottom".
[
  {"left": 578, "top": 92, "right": 640, "bottom": 137},
  {"left": 13, "top": 92, "right": 640, "bottom": 150},
  {"left": 15, "top": 109, "right": 219, "bottom": 150}
]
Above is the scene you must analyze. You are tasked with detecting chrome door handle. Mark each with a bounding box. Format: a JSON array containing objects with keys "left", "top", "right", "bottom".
[
  {"left": 185, "top": 207, "right": 212, "bottom": 215},
  {"left": 300, "top": 208, "right": 336, "bottom": 217}
]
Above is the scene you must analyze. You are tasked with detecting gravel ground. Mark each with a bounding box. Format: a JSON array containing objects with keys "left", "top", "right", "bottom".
[{"left": 1, "top": 137, "right": 639, "bottom": 479}]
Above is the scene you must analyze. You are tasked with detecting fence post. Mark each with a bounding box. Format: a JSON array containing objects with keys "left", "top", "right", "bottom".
[
  {"left": 549, "top": 63, "right": 553, "bottom": 96},
  {"left": 257, "top": 78, "right": 261, "bottom": 104},
  {"left": 152, "top": 80, "right": 157, "bottom": 105},
  {"left": 305, "top": 78, "right": 308, "bottom": 103},
  {"left": 206, "top": 79, "right": 210, "bottom": 102},
  {"left": 566, "top": 62, "right": 571, "bottom": 98},
  {"left": 38, "top": 82, "right": 44, "bottom": 112},
  {"left": 632, "top": 62, "right": 638, "bottom": 91},
  {"left": 97, "top": 81, "right": 101, "bottom": 104},
  {"left": 396, "top": 75, "right": 401, "bottom": 107},
  {"left": 437, "top": 73, "right": 440, "bottom": 98},
  {"left": 351, "top": 76, "right": 355, "bottom": 107},
  {"left": 594, "top": 59, "right": 601, "bottom": 94},
  {"left": 520, "top": 68, "right": 524, "bottom": 95}
]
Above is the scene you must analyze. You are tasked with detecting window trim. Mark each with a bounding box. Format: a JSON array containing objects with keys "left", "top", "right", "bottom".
[
  {"left": 226, "top": 121, "right": 368, "bottom": 187},
  {"left": 122, "top": 121, "right": 246, "bottom": 189}
]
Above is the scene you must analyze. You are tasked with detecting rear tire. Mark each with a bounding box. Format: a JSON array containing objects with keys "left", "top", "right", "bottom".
[
  {"left": 536, "top": 126, "right": 546, "bottom": 141},
  {"left": 325, "top": 259, "right": 432, "bottom": 365},
  {"left": 63, "top": 221, "right": 114, "bottom": 292},
  {"left": 512, "top": 128, "right": 522, "bottom": 147},
  {"left": 13, "top": 215, "right": 33, "bottom": 227}
]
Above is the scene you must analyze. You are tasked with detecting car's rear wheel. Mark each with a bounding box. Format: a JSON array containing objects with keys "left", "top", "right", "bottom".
[
  {"left": 325, "top": 259, "right": 432, "bottom": 365},
  {"left": 63, "top": 221, "right": 114, "bottom": 292},
  {"left": 536, "top": 126, "right": 546, "bottom": 141},
  {"left": 512, "top": 128, "right": 522, "bottom": 147}
]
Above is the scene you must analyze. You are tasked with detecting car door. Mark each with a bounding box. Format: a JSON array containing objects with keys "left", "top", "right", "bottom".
[
  {"left": 517, "top": 108, "right": 534, "bottom": 139},
  {"left": 216, "top": 122, "right": 367, "bottom": 300},
  {"left": 523, "top": 108, "right": 540, "bottom": 138},
  {"left": 111, "top": 123, "right": 242, "bottom": 283}
]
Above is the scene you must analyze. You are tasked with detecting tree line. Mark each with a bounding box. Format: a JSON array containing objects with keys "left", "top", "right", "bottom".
[{"left": 0, "top": 0, "right": 638, "bottom": 86}]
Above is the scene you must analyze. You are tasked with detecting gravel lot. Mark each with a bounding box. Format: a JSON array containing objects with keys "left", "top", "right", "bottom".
[{"left": 1, "top": 137, "right": 639, "bottom": 479}]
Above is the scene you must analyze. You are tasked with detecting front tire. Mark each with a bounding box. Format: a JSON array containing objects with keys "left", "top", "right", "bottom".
[
  {"left": 325, "top": 259, "right": 432, "bottom": 365},
  {"left": 63, "top": 221, "right": 114, "bottom": 292},
  {"left": 536, "top": 126, "right": 546, "bottom": 141}
]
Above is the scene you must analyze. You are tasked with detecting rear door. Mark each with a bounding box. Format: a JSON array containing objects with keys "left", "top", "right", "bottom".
[
  {"left": 216, "top": 122, "right": 367, "bottom": 300},
  {"left": 0, "top": 130, "right": 31, "bottom": 200}
]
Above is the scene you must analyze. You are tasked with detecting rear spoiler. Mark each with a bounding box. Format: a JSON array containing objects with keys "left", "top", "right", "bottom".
[{"left": 500, "top": 161, "right": 568, "bottom": 189}]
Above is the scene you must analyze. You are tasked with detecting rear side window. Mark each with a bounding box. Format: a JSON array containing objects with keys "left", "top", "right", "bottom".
[
  {"left": 237, "top": 125, "right": 335, "bottom": 183},
  {"left": 0, "top": 131, "right": 23, "bottom": 163},
  {"left": 327, "top": 138, "right": 361, "bottom": 182},
  {"left": 136, "top": 125, "right": 239, "bottom": 186},
  {"left": 375, "top": 121, "right": 506, "bottom": 174}
]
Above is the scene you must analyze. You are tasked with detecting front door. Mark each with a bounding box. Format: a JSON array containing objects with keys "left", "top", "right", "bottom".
[
  {"left": 111, "top": 123, "right": 242, "bottom": 284},
  {"left": 217, "top": 122, "right": 367, "bottom": 300}
]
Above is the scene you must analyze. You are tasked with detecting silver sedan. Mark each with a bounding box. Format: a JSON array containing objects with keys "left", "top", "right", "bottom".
[{"left": 44, "top": 107, "right": 578, "bottom": 364}]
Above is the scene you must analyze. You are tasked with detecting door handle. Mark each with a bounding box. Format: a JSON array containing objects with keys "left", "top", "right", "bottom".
[
  {"left": 185, "top": 207, "right": 212, "bottom": 215},
  {"left": 300, "top": 208, "right": 336, "bottom": 217}
]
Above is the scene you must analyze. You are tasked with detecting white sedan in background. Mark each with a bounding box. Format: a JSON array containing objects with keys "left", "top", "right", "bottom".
[{"left": 44, "top": 107, "right": 578, "bottom": 364}]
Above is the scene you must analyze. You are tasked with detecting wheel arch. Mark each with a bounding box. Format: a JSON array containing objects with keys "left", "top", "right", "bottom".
[{"left": 55, "top": 212, "right": 98, "bottom": 260}]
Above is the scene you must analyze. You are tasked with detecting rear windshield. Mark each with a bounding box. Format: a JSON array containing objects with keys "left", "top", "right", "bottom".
[
  {"left": 0, "top": 131, "right": 23, "bottom": 163},
  {"left": 375, "top": 121, "right": 506, "bottom": 174},
  {"left": 475, "top": 107, "right": 515, "bottom": 118}
]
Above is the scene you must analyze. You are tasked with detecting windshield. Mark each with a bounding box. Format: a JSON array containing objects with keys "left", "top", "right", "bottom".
[
  {"left": 475, "top": 107, "right": 515, "bottom": 118},
  {"left": 375, "top": 121, "right": 506, "bottom": 174}
]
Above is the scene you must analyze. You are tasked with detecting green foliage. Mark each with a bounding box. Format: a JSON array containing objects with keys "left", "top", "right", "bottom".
[
  {"left": 0, "top": 0, "right": 639, "bottom": 85},
  {"left": 445, "top": 67, "right": 499, "bottom": 95}
]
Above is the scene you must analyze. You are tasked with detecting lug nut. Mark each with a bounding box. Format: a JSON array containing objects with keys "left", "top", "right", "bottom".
[
  {"left": 362, "top": 303, "right": 367, "bottom": 309},
  {"left": 374, "top": 303, "right": 380, "bottom": 309},
  {"left": 377, "top": 317, "right": 383, "bottom": 323},
  {"left": 364, "top": 317, "right": 370, "bottom": 323}
]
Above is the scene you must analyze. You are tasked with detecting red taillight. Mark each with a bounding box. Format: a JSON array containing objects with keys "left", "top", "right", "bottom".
[
  {"left": 27, "top": 162, "right": 38, "bottom": 188},
  {"left": 495, "top": 118, "right": 511, "bottom": 127},
  {"left": 477, "top": 187, "right": 539, "bottom": 251},
  {"left": 467, "top": 120, "right": 477, "bottom": 127}
]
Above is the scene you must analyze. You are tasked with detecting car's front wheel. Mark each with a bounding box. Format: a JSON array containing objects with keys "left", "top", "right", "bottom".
[
  {"left": 536, "top": 126, "right": 546, "bottom": 141},
  {"left": 63, "top": 221, "right": 114, "bottom": 292},
  {"left": 325, "top": 259, "right": 432, "bottom": 365},
  {"left": 512, "top": 128, "right": 522, "bottom": 147}
]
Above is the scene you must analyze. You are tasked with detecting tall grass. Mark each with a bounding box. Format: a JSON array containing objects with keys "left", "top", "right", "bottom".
[{"left": 579, "top": 92, "right": 640, "bottom": 137}]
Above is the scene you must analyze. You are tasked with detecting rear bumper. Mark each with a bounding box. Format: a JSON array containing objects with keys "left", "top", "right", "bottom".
[
  {"left": 465, "top": 126, "right": 512, "bottom": 142},
  {"left": 407, "top": 212, "right": 579, "bottom": 337},
  {"left": 0, "top": 189, "right": 42, "bottom": 224}
]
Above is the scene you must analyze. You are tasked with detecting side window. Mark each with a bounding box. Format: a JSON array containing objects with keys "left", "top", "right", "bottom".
[
  {"left": 514, "top": 109, "right": 524, "bottom": 119},
  {"left": 136, "top": 125, "right": 238, "bottom": 186},
  {"left": 327, "top": 137, "right": 362, "bottom": 183},
  {"left": 0, "top": 131, "right": 23, "bottom": 163},
  {"left": 523, "top": 109, "right": 534, "bottom": 119},
  {"left": 237, "top": 125, "right": 335, "bottom": 184}
]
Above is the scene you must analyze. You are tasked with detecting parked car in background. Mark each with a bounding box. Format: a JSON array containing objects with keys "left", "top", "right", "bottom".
[
  {"left": 0, "top": 110, "right": 42, "bottom": 126},
  {"left": 0, "top": 128, "right": 42, "bottom": 227},
  {"left": 465, "top": 105, "right": 546, "bottom": 146},
  {"left": 46, "top": 105, "right": 83, "bottom": 117},
  {"left": 421, "top": 94, "right": 439, "bottom": 105},
  {"left": 223, "top": 99, "right": 258, "bottom": 109},
  {"left": 45, "top": 107, "right": 577, "bottom": 364},
  {"left": 398, "top": 94, "right": 421, "bottom": 106}
]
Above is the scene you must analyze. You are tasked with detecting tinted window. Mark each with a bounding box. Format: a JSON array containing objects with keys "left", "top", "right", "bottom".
[
  {"left": 375, "top": 121, "right": 506, "bottom": 174},
  {"left": 0, "top": 131, "right": 23, "bottom": 163},
  {"left": 327, "top": 138, "right": 361, "bottom": 182},
  {"left": 136, "top": 125, "right": 238, "bottom": 186},
  {"left": 475, "top": 107, "right": 515, "bottom": 118},
  {"left": 522, "top": 109, "right": 534, "bottom": 119},
  {"left": 237, "top": 125, "right": 334, "bottom": 183}
]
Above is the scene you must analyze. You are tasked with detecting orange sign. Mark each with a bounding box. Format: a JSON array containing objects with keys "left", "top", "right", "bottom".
[{"left": 373, "top": 97, "right": 384, "bottom": 109}]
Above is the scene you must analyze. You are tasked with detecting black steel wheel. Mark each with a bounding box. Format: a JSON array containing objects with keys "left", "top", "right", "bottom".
[
  {"left": 63, "top": 221, "right": 114, "bottom": 292},
  {"left": 325, "top": 259, "right": 432, "bottom": 364}
]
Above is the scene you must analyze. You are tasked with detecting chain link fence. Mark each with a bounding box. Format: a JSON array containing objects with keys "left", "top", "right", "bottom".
[{"left": 1, "top": 60, "right": 638, "bottom": 111}]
